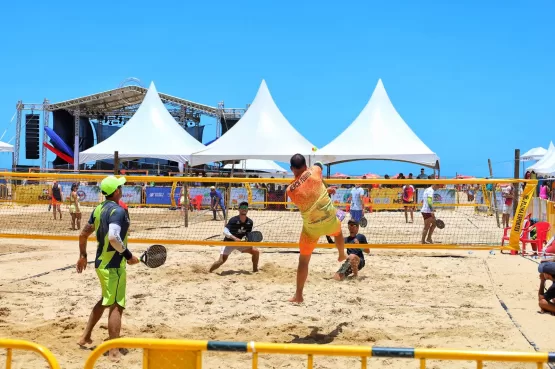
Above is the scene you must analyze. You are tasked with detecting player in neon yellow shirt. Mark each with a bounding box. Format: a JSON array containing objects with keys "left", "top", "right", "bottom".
[{"left": 286, "top": 154, "right": 346, "bottom": 303}]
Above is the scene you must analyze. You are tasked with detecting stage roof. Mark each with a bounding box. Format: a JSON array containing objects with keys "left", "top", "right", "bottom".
[{"left": 47, "top": 85, "right": 219, "bottom": 117}]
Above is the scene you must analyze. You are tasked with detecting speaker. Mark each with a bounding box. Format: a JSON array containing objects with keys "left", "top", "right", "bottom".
[
  {"left": 25, "top": 114, "right": 40, "bottom": 160},
  {"left": 220, "top": 118, "right": 239, "bottom": 135}
]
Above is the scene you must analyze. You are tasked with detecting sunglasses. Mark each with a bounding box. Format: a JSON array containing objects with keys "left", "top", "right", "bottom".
[{"left": 239, "top": 206, "right": 249, "bottom": 210}]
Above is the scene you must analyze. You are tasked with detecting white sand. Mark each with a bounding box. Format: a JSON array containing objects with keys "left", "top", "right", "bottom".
[{"left": 1, "top": 237, "right": 554, "bottom": 369}]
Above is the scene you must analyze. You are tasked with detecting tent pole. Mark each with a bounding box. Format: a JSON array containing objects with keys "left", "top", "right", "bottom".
[
  {"left": 114, "top": 151, "right": 119, "bottom": 175},
  {"left": 488, "top": 158, "right": 500, "bottom": 228},
  {"left": 513, "top": 149, "right": 520, "bottom": 216}
]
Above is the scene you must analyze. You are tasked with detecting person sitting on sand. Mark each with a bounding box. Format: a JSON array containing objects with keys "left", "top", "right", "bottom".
[
  {"left": 538, "top": 262, "right": 555, "bottom": 315},
  {"left": 209, "top": 201, "right": 260, "bottom": 273},
  {"left": 334, "top": 219, "right": 370, "bottom": 281}
]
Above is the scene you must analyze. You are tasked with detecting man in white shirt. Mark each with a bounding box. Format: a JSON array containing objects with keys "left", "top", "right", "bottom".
[
  {"left": 421, "top": 184, "right": 439, "bottom": 244},
  {"left": 347, "top": 184, "right": 365, "bottom": 222}
]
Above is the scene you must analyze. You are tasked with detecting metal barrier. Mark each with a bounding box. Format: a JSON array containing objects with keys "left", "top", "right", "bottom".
[
  {"left": 83, "top": 338, "right": 555, "bottom": 369},
  {"left": 0, "top": 339, "right": 60, "bottom": 369}
]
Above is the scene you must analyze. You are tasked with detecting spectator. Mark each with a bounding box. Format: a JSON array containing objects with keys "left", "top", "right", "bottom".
[{"left": 538, "top": 262, "right": 555, "bottom": 315}]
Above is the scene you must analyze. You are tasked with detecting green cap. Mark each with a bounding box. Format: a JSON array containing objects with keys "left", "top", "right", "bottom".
[{"left": 100, "top": 176, "right": 126, "bottom": 196}]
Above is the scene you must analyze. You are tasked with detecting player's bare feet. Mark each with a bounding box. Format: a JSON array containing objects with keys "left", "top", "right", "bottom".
[
  {"left": 108, "top": 348, "right": 121, "bottom": 362},
  {"left": 426, "top": 239, "right": 433, "bottom": 244},
  {"left": 333, "top": 273, "right": 344, "bottom": 281},
  {"left": 77, "top": 336, "right": 92, "bottom": 346},
  {"left": 288, "top": 295, "right": 304, "bottom": 304}
]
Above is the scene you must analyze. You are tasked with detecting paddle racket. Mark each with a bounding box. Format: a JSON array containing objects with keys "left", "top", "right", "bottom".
[
  {"left": 336, "top": 209, "right": 346, "bottom": 222},
  {"left": 360, "top": 217, "right": 368, "bottom": 228},
  {"left": 140, "top": 244, "right": 167, "bottom": 268},
  {"left": 245, "top": 231, "right": 264, "bottom": 242},
  {"left": 435, "top": 219, "right": 445, "bottom": 229}
]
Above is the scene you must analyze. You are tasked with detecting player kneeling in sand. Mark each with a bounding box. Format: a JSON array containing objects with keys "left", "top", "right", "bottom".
[
  {"left": 209, "top": 201, "right": 260, "bottom": 273},
  {"left": 334, "top": 219, "right": 370, "bottom": 281}
]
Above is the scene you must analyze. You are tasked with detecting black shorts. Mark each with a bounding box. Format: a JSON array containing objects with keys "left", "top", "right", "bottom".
[{"left": 422, "top": 213, "right": 433, "bottom": 220}]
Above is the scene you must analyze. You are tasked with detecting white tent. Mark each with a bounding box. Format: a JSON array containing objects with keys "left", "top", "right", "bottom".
[
  {"left": 528, "top": 142, "right": 555, "bottom": 175},
  {"left": 190, "top": 80, "right": 315, "bottom": 166},
  {"left": 521, "top": 145, "right": 548, "bottom": 162},
  {"left": 313, "top": 79, "right": 439, "bottom": 168},
  {"left": 0, "top": 141, "right": 13, "bottom": 153},
  {"left": 223, "top": 159, "right": 288, "bottom": 173},
  {"left": 79, "top": 82, "right": 206, "bottom": 164}
]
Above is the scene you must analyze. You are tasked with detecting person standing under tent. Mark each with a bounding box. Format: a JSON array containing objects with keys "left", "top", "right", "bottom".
[
  {"left": 76, "top": 176, "right": 139, "bottom": 362},
  {"left": 69, "top": 183, "right": 82, "bottom": 230},
  {"left": 347, "top": 183, "right": 365, "bottom": 222},
  {"left": 210, "top": 186, "right": 226, "bottom": 220},
  {"left": 50, "top": 181, "right": 64, "bottom": 220},
  {"left": 402, "top": 182, "right": 415, "bottom": 223},
  {"left": 501, "top": 184, "right": 514, "bottom": 228},
  {"left": 209, "top": 201, "right": 260, "bottom": 273},
  {"left": 421, "top": 184, "right": 439, "bottom": 244},
  {"left": 286, "top": 154, "right": 346, "bottom": 304}
]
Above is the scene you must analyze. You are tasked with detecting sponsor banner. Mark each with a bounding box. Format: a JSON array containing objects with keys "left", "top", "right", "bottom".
[
  {"left": 370, "top": 188, "right": 403, "bottom": 208},
  {"left": 416, "top": 188, "right": 456, "bottom": 209},
  {"left": 75, "top": 185, "right": 142, "bottom": 205},
  {"left": 509, "top": 183, "right": 536, "bottom": 251},
  {"left": 122, "top": 186, "right": 143, "bottom": 204},
  {"left": 146, "top": 186, "right": 227, "bottom": 206},
  {"left": 14, "top": 185, "right": 51, "bottom": 204},
  {"left": 475, "top": 190, "right": 504, "bottom": 213},
  {"left": 230, "top": 187, "right": 265, "bottom": 208}
]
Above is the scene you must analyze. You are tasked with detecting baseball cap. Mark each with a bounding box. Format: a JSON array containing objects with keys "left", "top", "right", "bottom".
[
  {"left": 210, "top": 186, "right": 216, "bottom": 190},
  {"left": 348, "top": 219, "right": 360, "bottom": 226},
  {"left": 100, "top": 176, "right": 126, "bottom": 196},
  {"left": 538, "top": 262, "right": 555, "bottom": 275}
]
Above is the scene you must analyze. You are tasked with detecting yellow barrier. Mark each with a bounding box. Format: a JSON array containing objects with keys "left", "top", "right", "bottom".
[
  {"left": 83, "top": 338, "right": 554, "bottom": 369},
  {"left": 0, "top": 339, "right": 60, "bottom": 369}
]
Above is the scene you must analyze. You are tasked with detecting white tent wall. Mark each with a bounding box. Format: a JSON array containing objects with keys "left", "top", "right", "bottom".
[
  {"left": 190, "top": 80, "right": 315, "bottom": 166},
  {"left": 79, "top": 82, "right": 206, "bottom": 164},
  {"left": 0, "top": 141, "right": 14, "bottom": 153},
  {"left": 527, "top": 142, "right": 555, "bottom": 175},
  {"left": 521, "top": 145, "right": 548, "bottom": 162},
  {"left": 313, "top": 79, "right": 439, "bottom": 168},
  {"left": 222, "top": 159, "right": 288, "bottom": 173}
]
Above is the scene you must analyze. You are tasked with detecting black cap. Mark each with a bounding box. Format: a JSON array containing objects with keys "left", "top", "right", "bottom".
[{"left": 348, "top": 219, "right": 359, "bottom": 226}]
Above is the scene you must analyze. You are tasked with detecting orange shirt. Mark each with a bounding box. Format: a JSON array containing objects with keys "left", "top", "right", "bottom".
[{"left": 287, "top": 166, "right": 335, "bottom": 225}]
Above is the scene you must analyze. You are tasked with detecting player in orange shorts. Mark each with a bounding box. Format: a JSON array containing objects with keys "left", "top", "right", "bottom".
[{"left": 286, "top": 154, "right": 347, "bottom": 303}]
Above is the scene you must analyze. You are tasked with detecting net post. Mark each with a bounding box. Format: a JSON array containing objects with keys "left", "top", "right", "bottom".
[
  {"left": 184, "top": 162, "right": 189, "bottom": 228},
  {"left": 513, "top": 149, "right": 520, "bottom": 216},
  {"left": 488, "top": 158, "right": 501, "bottom": 228},
  {"left": 114, "top": 151, "right": 119, "bottom": 175}
]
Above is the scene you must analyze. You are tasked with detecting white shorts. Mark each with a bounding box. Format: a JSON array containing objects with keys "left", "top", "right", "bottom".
[
  {"left": 220, "top": 245, "right": 253, "bottom": 256},
  {"left": 502, "top": 203, "right": 512, "bottom": 215}
]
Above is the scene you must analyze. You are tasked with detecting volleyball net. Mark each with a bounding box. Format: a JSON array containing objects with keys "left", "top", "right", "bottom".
[{"left": 0, "top": 172, "right": 536, "bottom": 251}]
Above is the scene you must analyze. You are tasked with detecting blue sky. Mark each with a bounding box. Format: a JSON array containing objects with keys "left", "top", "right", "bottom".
[{"left": 1, "top": 0, "right": 554, "bottom": 177}]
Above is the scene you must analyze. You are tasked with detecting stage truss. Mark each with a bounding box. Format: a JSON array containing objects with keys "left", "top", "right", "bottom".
[{"left": 15, "top": 82, "right": 246, "bottom": 171}]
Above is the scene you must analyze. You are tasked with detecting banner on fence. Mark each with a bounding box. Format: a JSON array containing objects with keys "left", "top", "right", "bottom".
[
  {"left": 416, "top": 189, "right": 457, "bottom": 209},
  {"left": 147, "top": 186, "right": 227, "bottom": 206},
  {"left": 230, "top": 187, "right": 265, "bottom": 208}
]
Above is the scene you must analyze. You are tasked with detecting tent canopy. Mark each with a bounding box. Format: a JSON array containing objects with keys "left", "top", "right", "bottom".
[
  {"left": 528, "top": 142, "right": 555, "bottom": 175},
  {"left": 313, "top": 79, "right": 439, "bottom": 168},
  {"left": 0, "top": 141, "right": 13, "bottom": 153},
  {"left": 190, "top": 80, "right": 315, "bottom": 166},
  {"left": 79, "top": 82, "right": 206, "bottom": 164},
  {"left": 521, "top": 145, "right": 549, "bottom": 162},
  {"left": 222, "top": 159, "right": 288, "bottom": 173}
]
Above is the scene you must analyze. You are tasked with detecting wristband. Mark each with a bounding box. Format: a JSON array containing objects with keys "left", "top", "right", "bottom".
[{"left": 122, "top": 249, "right": 133, "bottom": 260}]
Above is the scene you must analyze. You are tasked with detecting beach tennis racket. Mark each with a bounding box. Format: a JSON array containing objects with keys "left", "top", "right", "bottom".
[
  {"left": 435, "top": 219, "right": 445, "bottom": 229},
  {"left": 360, "top": 217, "right": 368, "bottom": 228},
  {"left": 338, "top": 260, "right": 353, "bottom": 277},
  {"left": 140, "top": 244, "right": 167, "bottom": 268},
  {"left": 246, "top": 231, "right": 263, "bottom": 242},
  {"left": 336, "top": 209, "right": 346, "bottom": 221}
]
